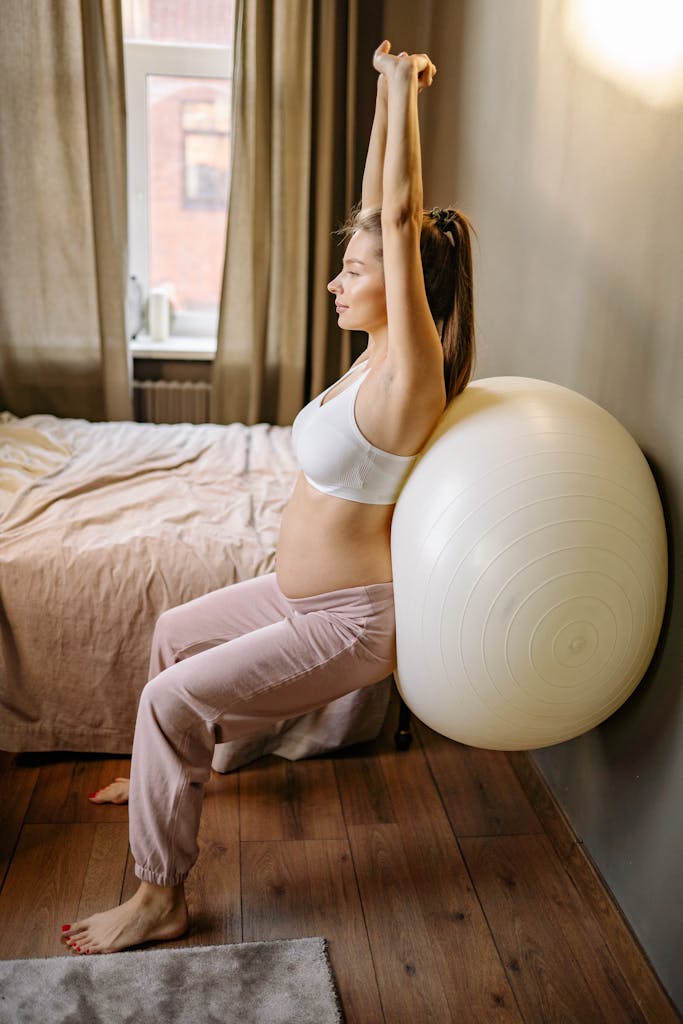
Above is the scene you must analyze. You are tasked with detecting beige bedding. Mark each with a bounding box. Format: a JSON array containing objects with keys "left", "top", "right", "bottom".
[{"left": 0, "top": 413, "right": 391, "bottom": 768}]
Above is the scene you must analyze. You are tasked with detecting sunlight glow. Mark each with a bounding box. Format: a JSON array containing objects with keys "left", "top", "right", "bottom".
[{"left": 565, "top": 0, "right": 683, "bottom": 107}]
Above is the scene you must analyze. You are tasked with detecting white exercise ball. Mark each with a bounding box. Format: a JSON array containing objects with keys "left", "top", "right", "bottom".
[{"left": 391, "top": 377, "right": 668, "bottom": 750}]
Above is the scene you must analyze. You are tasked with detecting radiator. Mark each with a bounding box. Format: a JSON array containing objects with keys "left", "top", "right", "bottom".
[{"left": 134, "top": 379, "right": 212, "bottom": 424}]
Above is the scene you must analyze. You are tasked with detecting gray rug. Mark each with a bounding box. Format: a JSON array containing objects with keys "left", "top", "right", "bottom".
[{"left": 0, "top": 937, "right": 345, "bottom": 1024}]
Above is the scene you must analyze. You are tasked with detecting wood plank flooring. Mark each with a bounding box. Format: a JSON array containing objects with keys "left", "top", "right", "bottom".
[{"left": 0, "top": 687, "right": 678, "bottom": 1023}]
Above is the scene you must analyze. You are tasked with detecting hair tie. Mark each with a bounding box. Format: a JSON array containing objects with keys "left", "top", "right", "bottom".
[{"left": 430, "top": 207, "right": 457, "bottom": 247}]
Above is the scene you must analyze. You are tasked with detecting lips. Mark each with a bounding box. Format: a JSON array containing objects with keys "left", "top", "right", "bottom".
[{"left": 335, "top": 304, "right": 348, "bottom": 311}]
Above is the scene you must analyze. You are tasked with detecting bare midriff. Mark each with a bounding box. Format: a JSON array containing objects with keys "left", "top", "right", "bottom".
[{"left": 275, "top": 473, "right": 394, "bottom": 598}]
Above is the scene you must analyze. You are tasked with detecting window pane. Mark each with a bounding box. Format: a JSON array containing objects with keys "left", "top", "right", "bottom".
[
  {"left": 122, "top": 0, "right": 234, "bottom": 46},
  {"left": 147, "top": 75, "right": 231, "bottom": 315}
]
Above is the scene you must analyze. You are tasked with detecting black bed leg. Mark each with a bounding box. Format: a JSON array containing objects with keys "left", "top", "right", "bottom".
[{"left": 395, "top": 695, "right": 413, "bottom": 751}]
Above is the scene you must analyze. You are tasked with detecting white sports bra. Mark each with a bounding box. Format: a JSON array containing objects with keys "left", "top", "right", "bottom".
[{"left": 291, "top": 361, "right": 418, "bottom": 505}]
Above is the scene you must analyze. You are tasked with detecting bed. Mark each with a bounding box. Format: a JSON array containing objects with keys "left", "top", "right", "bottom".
[{"left": 0, "top": 412, "right": 392, "bottom": 771}]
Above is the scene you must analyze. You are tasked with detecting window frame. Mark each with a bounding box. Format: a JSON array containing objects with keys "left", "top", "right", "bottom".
[{"left": 123, "top": 40, "right": 232, "bottom": 340}]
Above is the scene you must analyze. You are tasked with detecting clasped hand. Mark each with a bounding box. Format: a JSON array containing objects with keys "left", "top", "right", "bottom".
[{"left": 373, "top": 39, "right": 437, "bottom": 92}]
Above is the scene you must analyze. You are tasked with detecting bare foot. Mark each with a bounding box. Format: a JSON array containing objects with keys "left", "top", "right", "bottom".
[
  {"left": 61, "top": 882, "right": 188, "bottom": 955},
  {"left": 89, "top": 778, "right": 130, "bottom": 804}
]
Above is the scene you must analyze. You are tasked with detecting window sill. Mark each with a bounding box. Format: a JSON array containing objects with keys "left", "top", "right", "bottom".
[{"left": 130, "top": 334, "right": 216, "bottom": 361}]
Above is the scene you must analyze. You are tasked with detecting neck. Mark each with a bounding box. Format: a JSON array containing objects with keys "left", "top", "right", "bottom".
[{"left": 365, "top": 324, "right": 389, "bottom": 363}]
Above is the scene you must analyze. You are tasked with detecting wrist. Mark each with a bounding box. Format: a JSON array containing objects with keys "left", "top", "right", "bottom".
[{"left": 386, "top": 64, "right": 417, "bottom": 94}]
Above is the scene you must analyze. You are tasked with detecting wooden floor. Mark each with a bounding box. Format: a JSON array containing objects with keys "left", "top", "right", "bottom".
[{"left": 0, "top": 687, "right": 678, "bottom": 1023}]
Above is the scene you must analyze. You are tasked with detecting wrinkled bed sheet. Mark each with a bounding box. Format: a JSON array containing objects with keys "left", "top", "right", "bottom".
[{"left": 0, "top": 413, "right": 391, "bottom": 768}]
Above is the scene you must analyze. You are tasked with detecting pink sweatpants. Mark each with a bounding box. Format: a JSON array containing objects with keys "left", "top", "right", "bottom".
[{"left": 129, "top": 572, "right": 396, "bottom": 886}]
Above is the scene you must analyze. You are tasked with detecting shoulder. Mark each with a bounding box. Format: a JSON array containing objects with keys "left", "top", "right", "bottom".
[
  {"left": 379, "top": 346, "right": 446, "bottom": 409},
  {"left": 358, "top": 356, "right": 446, "bottom": 455}
]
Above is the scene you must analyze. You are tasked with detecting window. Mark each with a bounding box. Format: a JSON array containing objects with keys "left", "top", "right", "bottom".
[
  {"left": 182, "top": 99, "right": 230, "bottom": 210},
  {"left": 122, "top": 0, "right": 235, "bottom": 341}
]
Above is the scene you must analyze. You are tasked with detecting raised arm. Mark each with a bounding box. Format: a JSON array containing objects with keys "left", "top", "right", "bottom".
[
  {"left": 361, "top": 75, "right": 388, "bottom": 210},
  {"left": 372, "top": 42, "right": 444, "bottom": 385}
]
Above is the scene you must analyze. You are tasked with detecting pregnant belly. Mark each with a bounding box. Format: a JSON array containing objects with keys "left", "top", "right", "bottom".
[{"left": 275, "top": 474, "right": 394, "bottom": 598}]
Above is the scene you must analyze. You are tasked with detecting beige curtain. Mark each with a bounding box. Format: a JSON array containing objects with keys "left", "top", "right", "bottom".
[
  {"left": 0, "top": 0, "right": 131, "bottom": 421},
  {"left": 212, "top": 0, "right": 383, "bottom": 426}
]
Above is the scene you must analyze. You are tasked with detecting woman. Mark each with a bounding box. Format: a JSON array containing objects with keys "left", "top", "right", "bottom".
[{"left": 61, "top": 40, "right": 475, "bottom": 955}]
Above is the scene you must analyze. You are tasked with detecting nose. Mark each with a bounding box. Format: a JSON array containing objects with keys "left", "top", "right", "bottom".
[{"left": 327, "top": 273, "right": 341, "bottom": 294}]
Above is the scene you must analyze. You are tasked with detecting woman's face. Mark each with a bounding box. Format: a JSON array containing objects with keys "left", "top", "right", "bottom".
[{"left": 327, "top": 230, "right": 387, "bottom": 334}]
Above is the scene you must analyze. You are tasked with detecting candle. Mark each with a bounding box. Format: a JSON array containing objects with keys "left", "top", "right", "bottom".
[{"left": 148, "top": 290, "right": 170, "bottom": 342}]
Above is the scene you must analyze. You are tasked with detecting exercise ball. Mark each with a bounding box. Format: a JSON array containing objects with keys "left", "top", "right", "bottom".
[{"left": 392, "top": 377, "right": 668, "bottom": 750}]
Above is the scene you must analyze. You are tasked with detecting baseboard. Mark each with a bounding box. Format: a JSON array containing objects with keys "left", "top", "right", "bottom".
[{"left": 507, "top": 751, "right": 681, "bottom": 1023}]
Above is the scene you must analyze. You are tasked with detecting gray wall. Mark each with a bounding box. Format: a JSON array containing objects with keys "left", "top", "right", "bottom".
[{"left": 384, "top": 0, "right": 683, "bottom": 1008}]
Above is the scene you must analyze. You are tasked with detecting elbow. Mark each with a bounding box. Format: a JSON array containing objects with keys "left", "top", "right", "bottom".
[{"left": 381, "top": 205, "right": 423, "bottom": 234}]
